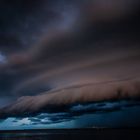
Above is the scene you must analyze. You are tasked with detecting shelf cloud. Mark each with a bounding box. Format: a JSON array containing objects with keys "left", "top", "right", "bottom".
[{"left": 0, "top": 0, "right": 140, "bottom": 126}]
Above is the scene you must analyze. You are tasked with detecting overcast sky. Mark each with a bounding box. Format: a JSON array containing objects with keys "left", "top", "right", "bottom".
[{"left": 0, "top": 0, "right": 140, "bottom": 129}]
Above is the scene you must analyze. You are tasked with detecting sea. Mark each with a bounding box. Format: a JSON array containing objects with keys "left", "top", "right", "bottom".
[{"left": 0, "top": 128, "right": 140, "bottom": 140}]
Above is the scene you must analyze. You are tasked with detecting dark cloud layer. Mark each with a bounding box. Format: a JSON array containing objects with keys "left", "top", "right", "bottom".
[
  {"left": 21, "top": 100, "right": 140, "bottom": 126},
  {"left": 0, "top": 0, "right": 140, "bottom": 125},
  {"left": 1, "top": 100, "right": 140, "bottom": 120}
]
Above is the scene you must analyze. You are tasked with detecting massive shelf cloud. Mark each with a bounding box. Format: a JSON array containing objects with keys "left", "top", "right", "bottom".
[{"left": 0, "top": 0, "right": 140, "bottom": 128}]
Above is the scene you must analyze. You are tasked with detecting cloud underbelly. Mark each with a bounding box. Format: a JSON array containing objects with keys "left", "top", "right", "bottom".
[
  {"left": 13, "top": 46, "right": 140, "bottom": 98},
  {"left": 1, "top": 50, "right": 140, "bottom": 117}
]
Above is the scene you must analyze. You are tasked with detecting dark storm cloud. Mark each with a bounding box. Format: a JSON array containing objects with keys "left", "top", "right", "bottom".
[
  {"left": 0, "top": 0, "right": 140, "bottom": 120},
  {"left": 1, "top": 100, "right": 140, "bottom": 124},
  {"left": 28, "top": 112, "right": 73, "bottom": 125}
]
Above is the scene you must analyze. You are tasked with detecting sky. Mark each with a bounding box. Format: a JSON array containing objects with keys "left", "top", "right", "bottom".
[{"left": 0, "top": 0, "right": 140, "bottom": 130}]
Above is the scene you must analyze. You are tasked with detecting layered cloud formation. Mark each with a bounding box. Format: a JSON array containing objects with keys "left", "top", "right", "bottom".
[{"left": 0, "top": 0, "right": 140, "bottom": 127}]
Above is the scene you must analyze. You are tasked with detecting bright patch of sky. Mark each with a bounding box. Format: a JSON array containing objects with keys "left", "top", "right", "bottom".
[{"left": 0, "top": 52, "right": 7, "bottom": 64}]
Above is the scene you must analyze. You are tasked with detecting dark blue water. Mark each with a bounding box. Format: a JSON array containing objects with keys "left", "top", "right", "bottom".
[{"left": 0, "top": 129, "right": 140, "bottom": 140}]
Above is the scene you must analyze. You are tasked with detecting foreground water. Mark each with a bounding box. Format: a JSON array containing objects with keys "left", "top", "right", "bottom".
[{"left": 0, "top": 129, "right": 140, "bottom": 140}]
